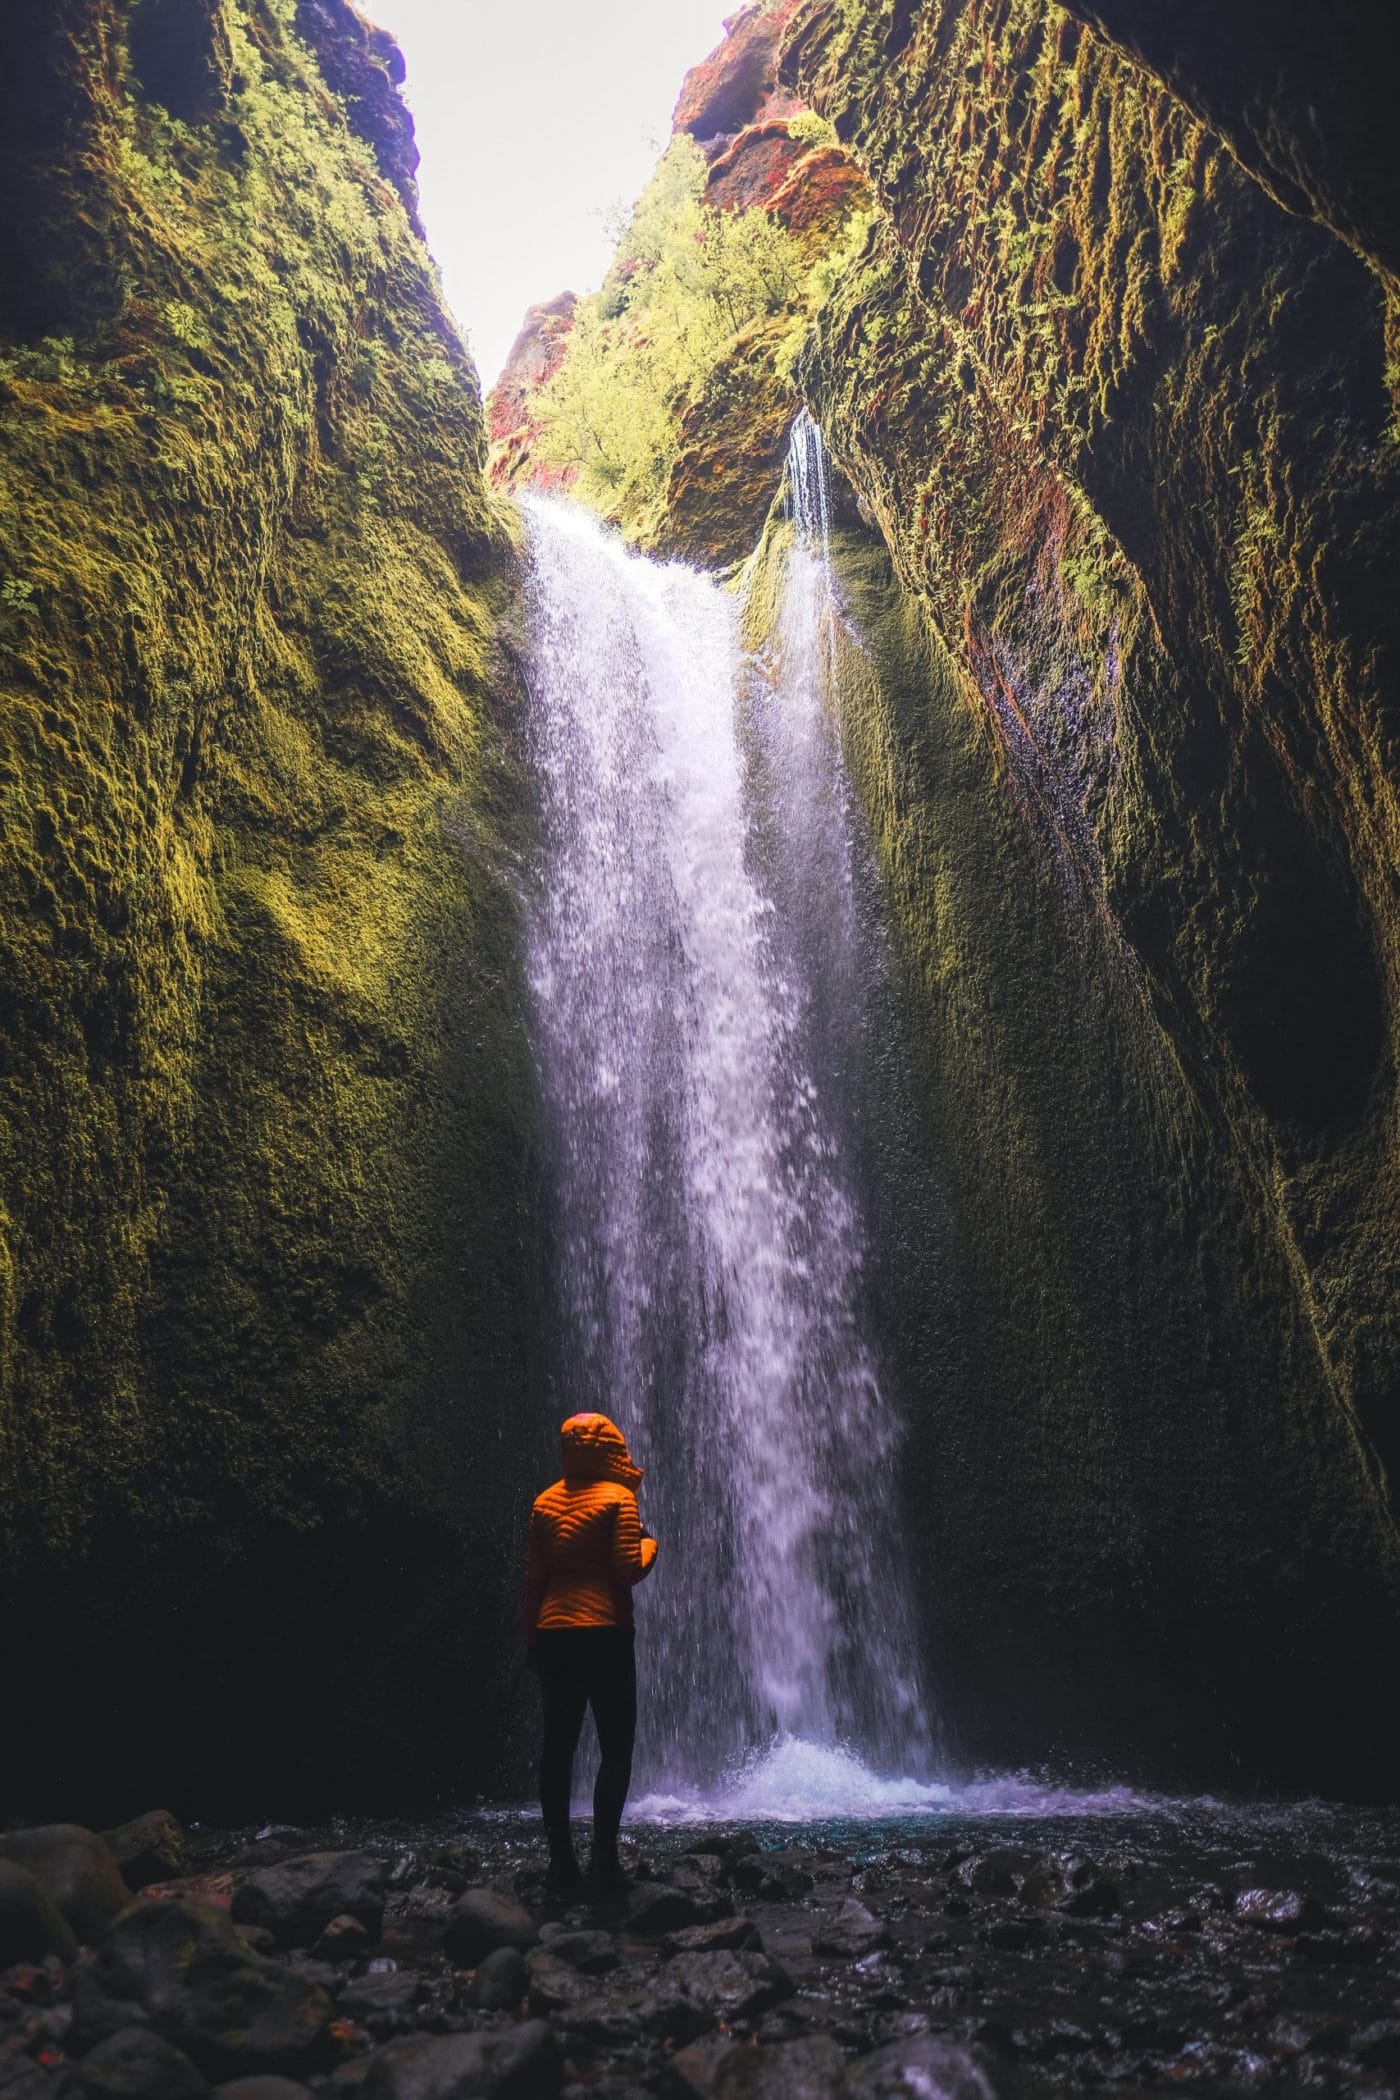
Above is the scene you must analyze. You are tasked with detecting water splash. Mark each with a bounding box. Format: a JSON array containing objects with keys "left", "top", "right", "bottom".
[
  {"left": 630, "top": 1738, "right": 1170, "bottom": 1825},
  {"left": 521, "top": 423, "right": 930, "bottom": 1798}
]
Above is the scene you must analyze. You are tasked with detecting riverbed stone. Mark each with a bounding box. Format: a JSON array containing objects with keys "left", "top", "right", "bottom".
[
  {"left": 666, "top": 2033, "right": 849, "bottom": 2099},
  {"left": 214, "top": 2083, "right": 311, "bottom": 2100},
  {"left": 535, "top": 1926, "right": 617, "bottom": 1972},
  {"left": 356, "top": 2022, "right": 563, "bottom": 2098},
  {"left": 1234, "top": 1886, "right": 1321, "bottom": 1932},
  {"left": 663, "top": 1915, "right": 762, "bottom": 1955},
  {"left": 627, "top": 1883, "right": 732, "bottom": 1936},
  {"left": 667, "top": 1949, "right": 792, "bottom": 2022},
  {"left": 70, "top": 2026, "right": 207, "bottom": 2099},
  {"left": 102, "top": 1814, "right": 190, "bottom": 1894},
  {"left": 811, "top": 1899, "right": 893, "bottom": 1960},
  {"left": 71, "top": 1898, "right": 332, "bottom": 2080},
  {"left": 0, "top": 1860, "right": 80, "bottom": 1968},
  {"left": 848, "top": 2036, "right": 1008, "bottom": 2099},
  {"left": 465, "top": 1947, "right": 526, "bottom": 2009},
  {"left": 230, "top": 1854, "right": 388, "bottom": 1950},
  {"left": 311, "top": 1914, "right": 371, "bottom": 1962},
  {"left": 442, "top": 1890, "right": 536, "bottom": 1967},
  {"left": 0, "top": 1828, "right": 130, "bottom": 1946}
]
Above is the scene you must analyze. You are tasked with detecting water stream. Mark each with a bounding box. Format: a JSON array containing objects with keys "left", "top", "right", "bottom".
[{"left": 520, "top": 418, "right": 930, "bottom": 1809}]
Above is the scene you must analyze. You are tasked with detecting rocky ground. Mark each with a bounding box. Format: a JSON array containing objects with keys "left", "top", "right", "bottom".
[{"left": 2, "top": 1800, "right": 1399, "bottom": 2097}]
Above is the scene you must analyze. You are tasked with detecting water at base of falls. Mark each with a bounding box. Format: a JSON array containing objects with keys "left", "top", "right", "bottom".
[{"left": 521, "top": 419, "right": 930, "bottom": 1805}]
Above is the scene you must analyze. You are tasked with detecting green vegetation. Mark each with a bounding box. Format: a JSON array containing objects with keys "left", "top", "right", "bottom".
[
  {"left": 531, "top": 134, "right": 869, "bottom": 539},
  {"left": 0, "top": 0, "right": 539, "bottom": 1806}
]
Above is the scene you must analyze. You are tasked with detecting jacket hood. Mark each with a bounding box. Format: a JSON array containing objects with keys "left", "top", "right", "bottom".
[{"left": 559, "top": 1412, "right": 643, "bottom": 1489}]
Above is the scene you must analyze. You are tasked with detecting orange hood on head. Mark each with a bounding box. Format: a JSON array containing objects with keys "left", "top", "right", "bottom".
[{"left": 560, "top": 1412, "right": 643, "bottom": 1489}]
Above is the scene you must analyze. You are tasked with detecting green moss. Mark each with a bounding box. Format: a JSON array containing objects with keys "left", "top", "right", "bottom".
[{"left": 0, "top": 0, "right": 540, "bottom": 1807}]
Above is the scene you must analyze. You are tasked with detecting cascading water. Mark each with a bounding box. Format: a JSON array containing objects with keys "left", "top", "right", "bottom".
[{"left": 521, "top": 415, "right": 933, "bottom": 1809}]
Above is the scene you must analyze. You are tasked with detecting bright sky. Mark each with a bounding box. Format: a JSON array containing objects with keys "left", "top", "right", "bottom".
[{"left": 363, "top": 1, "right": 733, "bottom": 390}]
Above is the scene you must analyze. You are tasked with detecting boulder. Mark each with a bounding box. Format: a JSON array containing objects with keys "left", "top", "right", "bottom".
[
  {"left": 810, "top": 1899, "right": 893, "bottom": 1960},
  {"left": 533, "top": 1925, "right": 617, "bottom": 1972},
  {"left": 70, "top": 2027, "right": 207, "bottom": 2099},
  {"left": 664, "top": 1915, "right": 762, "bottom": 1955},
  {"left": 1233, "top": 1886, "right": 1322, "bottom": 1932},
  {"left": 849, "top": 2037, "right": 1008, "bottom": 2100},
  {"left": 627, "top": 1883, "right": 733, "bottom": 1936},
  {"left": 464, "top": 1947, "right": 526, "bottom": 2011},
  {"left": 356, "top": 2023, "right": 562, "bottom": 2099},
  {"left": 0, "top": 1858, "right": 80, "bottom": 1967},
  {"left": 231, "top": 1854, "right": 388, "bottom": 1951},
  {"left": 441, "top": 1890, "right": 536, "bottom": 1967},
  {"left": 336, "top": 1970, "right": 426, "bottom": 2039},
  {"left": 311, "top": 1914, "right": 370, "bottom": 1963},
  {"left": 71, "top": 1898, "right": 332, "bottom": 2081},
  {"left": 668, "top": 1949, "right": 791, "bottom": 2022},
  {"left": 214, "top": 2085, "right": 311, "bottom": 2100},
  {"left": 0, "top": 1827, "right": 130, "bottom": 1945},
  {"left": 102, "top": 1814, "right": 191, "bottom": 1895},
  {"left": 667, "top": 2033, "right": 849, "bottom": 2098}
]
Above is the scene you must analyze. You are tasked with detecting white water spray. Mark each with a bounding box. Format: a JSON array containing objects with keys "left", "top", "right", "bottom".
[{"left": 521, "top": 416, "right": 930, "bottom": 1808}]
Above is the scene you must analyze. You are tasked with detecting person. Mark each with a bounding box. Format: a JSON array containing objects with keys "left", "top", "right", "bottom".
[{"left": 523, "top": 1411, "right": 658, "bottom": 1892}]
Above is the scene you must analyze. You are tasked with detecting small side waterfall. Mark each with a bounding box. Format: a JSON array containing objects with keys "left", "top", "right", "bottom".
[{"left": 521, "top": 416, "right": 932, "bottom": 1807}]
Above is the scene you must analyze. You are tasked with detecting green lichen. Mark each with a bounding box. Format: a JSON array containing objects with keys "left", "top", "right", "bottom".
[{"left": 0, "top": 0, "right": 540, "bottom": 1810}]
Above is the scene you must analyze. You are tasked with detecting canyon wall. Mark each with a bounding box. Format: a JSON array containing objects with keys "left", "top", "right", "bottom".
[
  {"left": 0, "top": 0, "right": 542, "bottom": 1815},
  {"left": 504, "top": 0, "right": 1400, "bottom": 1791},
  {"left": 778, "top": 0, "right": 1400, "bottom": 1790}
]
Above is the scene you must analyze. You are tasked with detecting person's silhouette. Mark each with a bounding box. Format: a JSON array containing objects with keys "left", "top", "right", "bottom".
[{"left": 524, "top": 1413, "right": 658, "bottom": 1891}]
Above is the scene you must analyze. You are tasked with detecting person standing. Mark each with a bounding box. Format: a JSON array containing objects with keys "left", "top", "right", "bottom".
[{"left": 524, "top": 1412, "right": 658, "bottom": 1892}]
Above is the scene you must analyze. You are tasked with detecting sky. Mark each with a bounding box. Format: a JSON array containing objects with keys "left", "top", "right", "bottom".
[{"left": 363, "top": 0, "right": 733, "bottom": 390}]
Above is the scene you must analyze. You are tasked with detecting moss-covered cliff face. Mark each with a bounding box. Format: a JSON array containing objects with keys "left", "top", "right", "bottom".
[
  {"left": 0, "top": 0, "right": 541, "bottom": 1814},
  {"left": 768, "top": 0, "right": 1400, "bottom": 1786}
]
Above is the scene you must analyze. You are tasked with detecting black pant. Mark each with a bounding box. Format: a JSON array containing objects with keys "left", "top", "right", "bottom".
[{"left": 535, "top": 1625, "right": 636, "bottom": 1863}]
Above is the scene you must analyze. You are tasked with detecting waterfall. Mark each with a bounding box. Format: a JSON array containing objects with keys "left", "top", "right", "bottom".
[{"left": 520, "top": 416, "right": 932, "bottom": 1805}]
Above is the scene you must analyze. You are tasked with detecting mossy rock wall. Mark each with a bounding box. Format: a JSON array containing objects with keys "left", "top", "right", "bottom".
[
  {"left": 0, "top": 0, "right": 543, "bottom": 1815},
  {"left": 761, "top": 0, "right": 1400, "bottom": 1789}
]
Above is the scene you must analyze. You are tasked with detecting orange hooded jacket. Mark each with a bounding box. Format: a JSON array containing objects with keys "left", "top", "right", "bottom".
[{"left": 523, "top": 1414, "right": 658, "bottom": 1638}]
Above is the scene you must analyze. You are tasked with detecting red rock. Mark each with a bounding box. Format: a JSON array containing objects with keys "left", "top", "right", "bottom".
[
  {"left": 703, "top": 119, "right": 808, "bottom": 214},
  {"left": 487, "top": 291, "right": 578, "bottom": 491},
  {"left": 768, "top": 143, "right": 871, "bottom": 235},
  {"left": 673, "top": 0, "right": 804, "bottom": 147}
]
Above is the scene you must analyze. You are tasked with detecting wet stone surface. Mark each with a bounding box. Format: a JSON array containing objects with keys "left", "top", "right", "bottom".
[{"left": 3, "top": 1802, "right": 1400, "bottom": 2097}]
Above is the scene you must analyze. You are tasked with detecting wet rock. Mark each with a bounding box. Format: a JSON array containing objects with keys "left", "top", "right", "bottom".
[
  {"left": 1053, "top": 1857, "right": 1120, "bottom": 1918},
  {"left": 1234, "top": 1886, "right": 1322, "bottom": 1932},
  {"left": 311, "top": 1915, "right": 370, "bottom": 1963},
  {"left": 464, "top": 1947, "right": 526, "bottom": 2011},
  {"left": 0, "top": 1829, "right": 129, "bottom": 1946},
  {"left": 663, "top": 1916, "right": 762, "bottom": 1956},
  {"left": 1353, "top": 2020, "right": 1400, "bottom": 2071},
  {"left": 230, "top": 1854, "right": 388, "bottom": 1951},
  {"left": 668, "top": 1949, "right": 792, "bottom": 2022},
  {"left": 678, "top": 1833, "right": 761, "bottom": 1868},
  {"left": 442, "top": 1891, "right": 536, "bottom": 1967},
  {"left": 626, "top": 1884, "right": 732, "bottom": 1936},
  {"left": 557, "top": 1977, "right": 711, "bottom": 2048},
  {"left": 354, "top": 2022, "right": 563, "bottom": 2098},
  {"left": 102, "top": 1814, "right": 190, "bottom": 1895},
  {"left": 731, "top": 1856, "right": 815, "bottom": 1901},
  {"left": 1296, "top": 1926, "right": 1381, "bottom": 1962},
  {"left": 0, "top": 1861, "right": 80, "bottom": 1968},
  {"left": 70, "top": 2026, "right": 207, "bottom": 2098},
  {"left": 336, "top": 1970, "right": 425, "bottom": 2038},
  {"left": 214, "top": 2083, "right": 311, "bottom": 2100},
  {"left": 848, "top": 2036, "right": 1007, "bottom": 2098},
  {"left": 666, "top": 2032, "right": 848, "bottom": 2098},
  {"left": 1268, "top": 2011, "right": 1349, "bottom": 2054},
  {"left": 811, "top": 1900, "right": 892, "bottom": 1960},
  {"left": 534, "top": 1927, "right": 617, "bottom": 1973},
  {"left": 952, "top": 1853, "right": 1026, "bottom": 1897},
  {"left": 526, "top": 1952, "right": 597, "bottom": 2016},
  {"left": 71, "top": 1898, "right": 331, "bottom": 2081}
]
